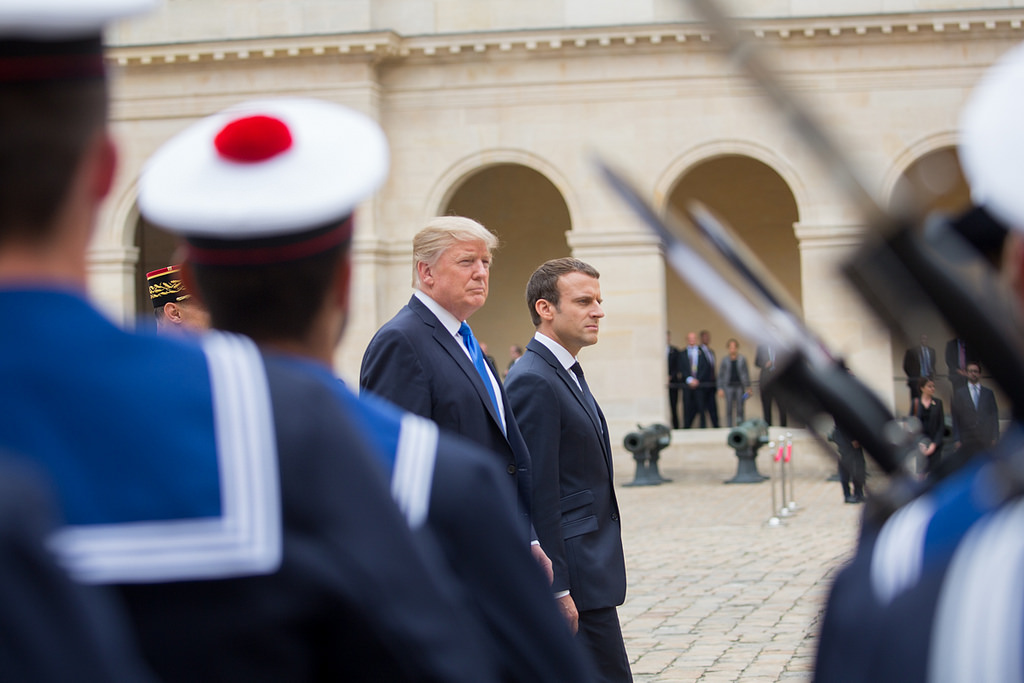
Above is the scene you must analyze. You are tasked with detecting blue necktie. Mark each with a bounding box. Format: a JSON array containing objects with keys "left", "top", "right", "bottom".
[{"left": 459, "top": 322, "right": 502, "bottom": 423}]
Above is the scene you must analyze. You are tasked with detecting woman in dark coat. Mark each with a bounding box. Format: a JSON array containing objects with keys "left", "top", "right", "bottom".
[{"left": 912, "top": 377, "right": 945, "bottom": 476}]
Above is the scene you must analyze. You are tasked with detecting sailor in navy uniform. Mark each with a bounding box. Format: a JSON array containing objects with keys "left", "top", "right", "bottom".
[
  {"left": 0, "top": 458, "right": 157, "bottom": 683},
  {"left": 0, "top": 5, "right": 495, "bottom": 680},
  {"left": 142, "top": 96, "right": 592, "bottom": 683},
  {"left": 813, "top": 42, "right": 1024, "bottom": 683}
]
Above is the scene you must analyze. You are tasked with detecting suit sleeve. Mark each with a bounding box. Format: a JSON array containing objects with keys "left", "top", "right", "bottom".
[
  {"left": 360, "top": 328, "right": 434, "bottom": 419},
  {"left": 505, "top": 370, "right": 570, "bottom": 594},
  {"left": 428, "top": 437, "right": 592, "bottom": 682}
]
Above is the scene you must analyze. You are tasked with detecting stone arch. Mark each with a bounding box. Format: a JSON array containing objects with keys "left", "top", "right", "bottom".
[
  {"left": 658, "top": 147, "right": 802, "bottom": 427},
  {"left": 654, "top": 139, "right": 809, "bottom": 226},
  {"left": 426, "top": 148, "right": 581, "bottom": 232},
  {"left": 883, "top": 133, "right": 975, "bottom": 413},
  {"left": 881, "top": 131, "right": 963, "bottom": 214}
]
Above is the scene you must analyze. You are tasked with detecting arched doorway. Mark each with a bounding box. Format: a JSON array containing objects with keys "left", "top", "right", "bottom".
[
  {"left": 889, "top": 146, "right": 973, "bottom": 412},
  {"left": 442, "top": 163, "right": 571, "bottom": 376},
  {"left": 664, "top": 154, "right": 800, "bottom": 424}
]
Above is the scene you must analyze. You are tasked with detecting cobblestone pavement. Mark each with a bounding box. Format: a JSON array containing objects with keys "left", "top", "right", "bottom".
[{"left": 613, "top": 428, "right": 868, "bottom": 683}]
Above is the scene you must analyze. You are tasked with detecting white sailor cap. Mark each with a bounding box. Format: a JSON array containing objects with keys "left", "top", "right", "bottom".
[
  {"left": 960, "top": 41, "right": 1024, "bottom": 233},
  {"left": 0, "top": 0, "right": 157, "bottom": 83},
  {"left": 0, "top": 0, "right": 157, "bottom": 40},
  {"left": 138, "top": 98, "right": 389, "bottom": 265}
]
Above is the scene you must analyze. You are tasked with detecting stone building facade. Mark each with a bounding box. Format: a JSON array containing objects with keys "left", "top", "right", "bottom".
[{"left": 94, "top": 1, "right": 1024, "bottom": 438}]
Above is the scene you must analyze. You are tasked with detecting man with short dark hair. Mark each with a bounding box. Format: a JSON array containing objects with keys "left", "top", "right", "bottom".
[
  {"left": 951, "top": 361, "right": 999, "bottom": 459},
  {"left": 506, "top": 257, "right": 631, "bottom": 683}
]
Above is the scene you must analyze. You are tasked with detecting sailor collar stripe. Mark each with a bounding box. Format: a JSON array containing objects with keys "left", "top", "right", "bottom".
[{"left": 48, "top": 331, "right": 283, "bottom": 584}]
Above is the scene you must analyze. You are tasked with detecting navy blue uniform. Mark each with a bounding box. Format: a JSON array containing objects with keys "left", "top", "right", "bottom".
[{"left": 0, "top": 288, "right": 494, "bottom": 683}]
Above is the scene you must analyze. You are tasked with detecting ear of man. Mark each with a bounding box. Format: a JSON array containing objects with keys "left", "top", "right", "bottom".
[
  {"left": 535, "top": 297, "right": 556, "bottom": 323},
  {"left": 162, "top": 301, "right": 182, "bottom": 324}
]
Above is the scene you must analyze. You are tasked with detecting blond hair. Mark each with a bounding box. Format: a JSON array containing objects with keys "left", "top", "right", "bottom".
[{"left": 412, "top": 216, "right": 498, "bottom": 288}]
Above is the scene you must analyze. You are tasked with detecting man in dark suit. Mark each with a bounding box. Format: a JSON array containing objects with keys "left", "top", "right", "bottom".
[
  {"left": 755, "top": 343, "right": 787, "bottom": 427},
  {"left": 902, "top": 333, "right": 936, "bottom": 403},
  {"left": 951, "top": 361, "right": 999, "bottom": 460},
  {"left": 360, "top": 216, "right": 549, "bottom": 569},
  {"left": 682, "top": 331, "right": 713, "bottom": 428},
  {"left": 667, "top": 333, "right": 683, "bottom": 428},
  {"left": 699, "top": 329, "right": 720, "bottom": 428},
  {"left": 505, "top": 258, "right": 631, "bottom": 683}
]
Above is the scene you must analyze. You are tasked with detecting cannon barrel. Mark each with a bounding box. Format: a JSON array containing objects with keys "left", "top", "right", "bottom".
[
  {"left": 727, "top": 419, "right": 769, "bottom": 452},
  {"left": 624, "top": 423, "right": 670, "bottom": 455},
  {"left": 622, "top": 423, "right": 672, "bottom": 486},
  {"left": 724, "top": 418, "right": 770, "bottom": 484}
]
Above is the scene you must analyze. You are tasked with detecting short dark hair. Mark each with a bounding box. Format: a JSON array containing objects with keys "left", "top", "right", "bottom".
[
  {"left": 525, "top": 257, "right": 600, "bottom": 327},
  {"left": 918, "top": 376, "right": 934, "bottom": 391},
  {"left": 190, "top": 242, "right": 348, "bottom": 344},
  {"left": 0, "top": 77, "right": 108, "bottom": 244}
]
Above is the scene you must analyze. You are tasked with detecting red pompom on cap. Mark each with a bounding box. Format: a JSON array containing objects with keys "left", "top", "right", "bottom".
[{"left": 214, "top": 115, "right": 293, "bottom": 163}]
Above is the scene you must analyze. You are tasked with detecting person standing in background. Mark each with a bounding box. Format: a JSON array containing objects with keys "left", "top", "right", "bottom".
[{"left": 717, "top": 338, "right": 751, "bottom": 428}]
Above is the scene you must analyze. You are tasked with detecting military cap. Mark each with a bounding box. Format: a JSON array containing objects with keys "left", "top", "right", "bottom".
[{"left": 146, "top": 264, "right": 191, "bottom": 308}]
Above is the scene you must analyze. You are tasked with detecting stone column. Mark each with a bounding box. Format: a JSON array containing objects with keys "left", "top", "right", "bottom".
[
  {"left": 794, "top": 221, "right": 896, "bottom": 411},
  {"left": 87, "top": 246, "right": 141, "bottom": 327},
  {"left": 567, "top": 229, "right": 668, "bottom": 441}
]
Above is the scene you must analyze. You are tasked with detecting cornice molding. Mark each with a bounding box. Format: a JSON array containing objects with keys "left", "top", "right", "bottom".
[{"left": 107, "top": 9, "right": 1024, "bottom": 68}]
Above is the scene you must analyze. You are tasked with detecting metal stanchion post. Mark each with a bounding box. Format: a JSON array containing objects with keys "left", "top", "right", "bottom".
[
  {"left": 777, "top": 438, "right": 791, "bottom": 517},
  {"left": 767, "top": 440, "right": 781, "bottom": 526},
  {"left": 785, "top": 432, "right": 797, "bottom": 512}
]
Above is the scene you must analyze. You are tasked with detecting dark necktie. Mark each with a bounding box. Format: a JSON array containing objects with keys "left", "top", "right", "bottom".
[
  {"left": 458, "top": 322, "right": 502, "bottom": 425},
  {"left": 570, "top": 362, "right": 602, "bottom": 433}
]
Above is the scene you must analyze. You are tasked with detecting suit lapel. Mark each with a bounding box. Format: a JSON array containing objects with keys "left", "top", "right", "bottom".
[
  {"left": 526, "top": 339, "right": 613, "bottom": 470},
  {"left": 410, "top": 297, "right": 504, "bottom": 431}
]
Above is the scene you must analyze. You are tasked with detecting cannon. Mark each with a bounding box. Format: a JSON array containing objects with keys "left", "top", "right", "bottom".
[
  {"left": 623, "top": 423, "right": 672, "bottom": 486},
  {"left": 725, "top": 418, "right": 770, "bottom": 484}
]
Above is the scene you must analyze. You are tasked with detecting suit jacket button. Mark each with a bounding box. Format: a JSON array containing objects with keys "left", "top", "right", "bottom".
[
  {"left": 611, "top": 512, "right": 619, "bottom": 521},
  {"left": 506, "top": 464, "right": 517, "bottom": 475}
]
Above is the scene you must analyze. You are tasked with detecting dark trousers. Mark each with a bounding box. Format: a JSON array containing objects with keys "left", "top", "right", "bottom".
[
  {"left": 838, "top": 447, "right": 865, "bottom": 497},
  {"left": 760, "top": 388, "right": 787, "bottom": 427},
  {"left": 668, "top": 386, "right": 681, "bottom": 429},
  {"left": 576, "top": 606, "right": 632, "bottom": 683},
  {"left": 683, "top": 386, "right": 704, "bottom": 428},
  {"left": 700, "top": 386, "right": 719, "bottom": 428}
]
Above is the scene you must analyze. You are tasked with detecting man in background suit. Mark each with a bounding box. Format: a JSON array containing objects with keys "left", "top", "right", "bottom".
[
  {"left": 682, "top": 331, "right": 713, "bottom": 428},
  {"left": 902, "top": 333, "right": 936, "bottom": 403},
  {"left": 699, "top": 330, "right": 720, "bottom": 428},
  {"left": 667, "top": 333, "right": 683, "bottom": 429},
  {"left": 506, "top": 258, "right": 631, "bottom": 683},
  {"left": 951, "top": 361, "right": 999, "bottom": 461},
  {"left": 360, "top": 216, "right": 549, "bottom": 571}
]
